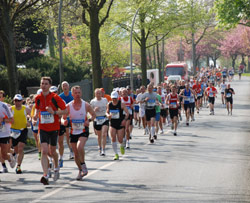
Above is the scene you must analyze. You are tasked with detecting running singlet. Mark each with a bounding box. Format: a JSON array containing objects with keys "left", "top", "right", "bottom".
[
  {"left": 169, "top": 94, "right": 178, "bottom": 109},
  {"left": 184, "top": 89, "right": 191, "bottom": 104},
  {"left": 69, "top": 99, "right": 87, "bottom": 135},
  {"left": 225, "top": 88, "right": 234, "bottom": 98},
  {"left": 207, "top": 87, "right": 216, "bottom": 97},
  {"left": 0, "top": 101, "right": 13, "bottom": 138},
  {"left": 90, "top": 97, "right": 108, "bottom": 125},
  {"left": 11, "top": 105, "right": 27, "bottom": 130},
  {"left": 109, "top": 100, "right": 123, "bottom": 125},
  {"left": 120, "top": 96, "right": 133, "bottom": 115},
  {"left": 220, "top": 83, "right": 227, "bottom": 93},
  {"left": 59, "top": 91, "right": 74, "bottom": 104}
]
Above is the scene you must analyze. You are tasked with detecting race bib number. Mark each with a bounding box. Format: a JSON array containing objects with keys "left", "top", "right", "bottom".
[
  {"left": 190, "top": 96, "right": 195, "bottom": 103},
  {"left": 11, "top": 129, "right": 21, "bottom": 139},
  {"left": 147, "top": 99, "right": 155, "bottom": 107},
  {"left": 110, "top": 109, "right": 120, "bottom": 119},
  {"left": 209, "top": 93, "right": 214, "bottom": 97},
  {"left": 226, "top": 93, "right": 231, "bottom": 98},
  {"left": 124, "top": 106, "right": 132, "bottom": 115},
  {"left": 0, "top": 122, "right": 6, "bottom": 133},
  {"left": 197, "top": 93, "right": 202, "bottom": 97},
  {"left": 40, "top": 111, "right": 54, "bottom": 124},
  {"left": 184, "top": 97, "right": 190, "bottom": 102},
  {"left": 72, "top": 119, "right": 85, "bottom": 130},
  {"left": 170, "top": 102, "right": 177, "bottom": 108},
  {"left": 96, "top": 116, "right": 106, "bottom": 125}
]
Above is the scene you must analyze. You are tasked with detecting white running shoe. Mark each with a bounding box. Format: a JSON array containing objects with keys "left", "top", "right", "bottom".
[
  {"left": 126, "top": 141, "right": 130, "bottom": 149},
  {"left": 160, "top": 130, "right": 164, "bottom": 134},
  {"left": 82, "top": 164, "right": 88, "bottom": 177},
  {"left": 76, "top": 170, "right": 83, "bottom": 181},
  {"left": 53, "top": 170, "right": 60, "bottom": 181}
]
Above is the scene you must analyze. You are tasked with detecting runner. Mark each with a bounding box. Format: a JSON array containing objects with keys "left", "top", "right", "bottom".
[
  {"left": 167, "top": 85, "right": 179, "bottom": 136},
  {"left": 224, "top": 84, "right": 235, "bottom": 115},
  {"left": 136, "top": 86, "right": 148, "bottom": 135},
  {"left": 0, "top": 100, "right": 16, "bottom": 171},
  {"left": 156, "top": 86, "right": 164, "bottom": 134},
  {"left": 106, "top": 91, "right": 129, "bottom": 160},
  {"left": 120, "top": 88, "right": 133, "bottom": 149},
  {"left": 90, "top": 88, "right": 109, "bottom": 156},
  {"left": 33, "top": 77, "right": 67, "bottom": 185},
  {"left": 206, "top": 82, "right": 218, "bottom": 115},
  {"left": 62, "top": 86, "right": 96, "bottom": 180},
  {"left": 141, "top": 84, "right": 159, "bottom": 143},
  {"left": 59, "top": 81, "right": 74, "bottom": 160},
  {"left": 133, "top": 89, "right": 141, "bottom": 128},
  {"left": 220, "top": 80, "right": 227, "bottom": 107},
  {"left": 10, "top": 94, "right": 31, "bottom": 174}
]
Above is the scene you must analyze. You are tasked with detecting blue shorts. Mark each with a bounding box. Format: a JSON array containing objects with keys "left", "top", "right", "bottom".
[{"left": 155, "top": 112, "right": 160, "bottom": 121}]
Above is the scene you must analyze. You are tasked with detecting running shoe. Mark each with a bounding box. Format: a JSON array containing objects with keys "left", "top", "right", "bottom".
[
  {"left": 59, "top": 159, "right": 63, "bottom": 168},
  {"left": 113, "top": 154, "right": 119, "bottom": 160},
  {"left": 160, "top": 130, "right": 164, "bottom": 134},
  {"left": 186, "top": 123, "right": 189, "bottom": 126},
  {"left": 150, "top": 138, "right": 154, "bottom": 143},
  {"left": 40, "top": 176, "right": 49, "bottom": 185},
  {"left": 82, "top": 164, "right": 88, "bottom": 177},
  {"left": 99, "top": 147, "right": 102, "bottom": 156},
  {"left": 101, "top": 149, "right": 105, "bottom": 156},
  {"left": 76, "top": 170, "right": 83, "bottom": 181},
  {"left": 174, "top": 132, "right": 177, "bottom": 136},
  {"left": 126, "top": 141, "right": 130, "bottom": 149},
  {"left": 69, "top": 151, "right": 74, "bottom": 160},
  {"left": 48, "top": 168, "right": 52, "bottom": 178},
  {"left": 53, "top": 170, "right": 60, "bottom": 181},
  {"left": 16, "top": 166, "right": 22, "bottom": 174},
  {"left": 153, "top": 135, "right": 157, "bottom": 140},
  {"left": 120, "top": 145, "right": 125, "bottom": 155},
  {"left": 9, "top": 153, "right": 16, "bottom": 168}
]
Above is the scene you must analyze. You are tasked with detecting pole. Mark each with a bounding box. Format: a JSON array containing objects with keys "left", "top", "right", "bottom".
[
  {"left": 161, "top": 36, "right": 164, "bottom": 82},
  {"left": 58, "top": 0, "right": 63, "bottom": 90},
  {"left": 130, "top": 8, "right": 140, "bottom": 91}
]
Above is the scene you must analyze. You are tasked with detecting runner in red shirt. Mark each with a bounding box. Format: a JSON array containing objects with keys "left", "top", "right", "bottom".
[
  {"left": 192, "top": 80, "right": 202, "bottom": 114},
  {"left": 33, "top": 77, "right": 67, "bottom": 185},
  {"left": 205, "top": 82, "right": 217, "bottom": 115}
]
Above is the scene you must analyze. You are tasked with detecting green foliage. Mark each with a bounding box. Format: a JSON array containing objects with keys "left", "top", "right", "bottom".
[
  {"left": 26, "top": 137, "right": 37, "bottom": 148},
  {"left": 3, "top": 95, "right": 13, "bottom": 105},
  {"left": 215, "top": 0, "right": 250, "bottom": 28}
]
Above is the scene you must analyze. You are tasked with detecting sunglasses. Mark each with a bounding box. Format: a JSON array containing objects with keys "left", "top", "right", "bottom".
[{"left": 14, "top": 100, "right": 22, "bottom": 102}]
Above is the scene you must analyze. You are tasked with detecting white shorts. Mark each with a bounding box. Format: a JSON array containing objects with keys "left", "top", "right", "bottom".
[{"left": 139, "top": 108, "right": 145, "bottom": 118}]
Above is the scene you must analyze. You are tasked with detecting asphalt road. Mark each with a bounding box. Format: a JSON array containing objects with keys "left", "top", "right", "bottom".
[{"left": 1, "top": 76, "right": 250, "bottom": 203}]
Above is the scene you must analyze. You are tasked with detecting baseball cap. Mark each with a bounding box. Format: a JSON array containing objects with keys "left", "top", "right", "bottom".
[
  {"left": 50, "top": 86, "right": 58, "bottom": 93},
  {"left": 111, "top": 91, "right": 119, "bottom": 99},
  {"left": 13, "top": 94, "right": 23, "bottom": 101},
  {"left": 100, "top": 88, "right": 105, "bottom": 92}
]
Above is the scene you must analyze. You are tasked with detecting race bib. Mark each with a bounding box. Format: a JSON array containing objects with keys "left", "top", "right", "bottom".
[
  {"left": 184, "top": 97, "right": 190, "bottom": 102},
  {"left": 40, "top": 111, "right": 54, "bottom": 124},
  {"left": 147, "top": 99, "right": 155, "bottom": 107},
  {"left": 72, "top": 119, "right": 85, "bottom": 130},
  {"left": 190, "top": 96, "right": 195, "bottom": 103},
  {"left": 226, "top": 93, "right": 231, "bottom": 98},
  {"left": 209, "top": 93, "right": 214, "bottom": 97},
  {"left": 96, "top": 116, "right": 106, "bottom": 125},
  {"left": 197, "top": 93, "right": 202, "bottom": 97},
  {"left": 110, "top": 109, "right": 120, "bottom": 119},
  {"left": 170, "top": 102, "right": 177, "bottom": 108},
  {"left": 11, "top": 129, "right": 21, "bottom": 139},
  {"left": 124, "top": 106, "right": 132, "bottom": 115},
  {"left": 0, "top": 122, "right": 6, "bottom": 133}
]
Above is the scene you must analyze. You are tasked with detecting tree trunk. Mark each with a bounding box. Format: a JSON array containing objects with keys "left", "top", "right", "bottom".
[
  {"left": 89, "top": 10, "right": 102, "bottom": 89},
  {"left": 192, "top": 32, "right": 196, "bottom": 74},
  {"left": 153, "top": 46, "right": 156, "bottom": 69},
  {"left": 248, "top": 56, "right": 250, "bottom": 73},
  {"left": 147, "top": 49, "right": 152, "bottom": 69},
  {"left": 231, "top": 54, "right": 237, "bottom": 70},
  {"left": 48, "top": 28, "right": 56, "bottom": 58},
  {"left": 58, "top": 0, "right": 64, "bottom": 86},
  {"left": 0, "top": 8, "right": 18, "bottom": 96},
  {"left": 140, "top": 28, "right": 147, "bottom": 86}
]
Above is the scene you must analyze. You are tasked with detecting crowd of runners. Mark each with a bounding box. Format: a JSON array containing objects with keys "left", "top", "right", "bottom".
[{"left": 0, "top": 66, "right": 237, "bottom": 185}]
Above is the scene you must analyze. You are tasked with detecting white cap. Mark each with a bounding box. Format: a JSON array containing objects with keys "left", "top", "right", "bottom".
[
  {"left": 111, "top": 91, "right": 119, "bottom": 99},
  {"left": 50, "top": 86, "right": 58, "bottom": 93},
  {"left": 115, "top": 87, "right": 119, "bottom": 92},
  {"left": 36, "top": 89, "right": 42, "bottom": 95},
  {"left": 13, "top": 94, "right": 23, "bottom": 101}
]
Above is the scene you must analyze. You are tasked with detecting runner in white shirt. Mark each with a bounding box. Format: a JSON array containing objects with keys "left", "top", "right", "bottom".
[
  {"left": 0, "top": 101, "right": 16, "bottom": 170},
  {"left": 220, "top": 80, "right": 227, "bottom": 107},
  {"left": 90, "top": 89, "right": 109, "bottom": 156},
  {"left": 62, "top": 86, "right": 96, "bottom": 180}
]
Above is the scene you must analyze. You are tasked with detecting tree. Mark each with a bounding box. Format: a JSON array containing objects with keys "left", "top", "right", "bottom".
[
  {"left": 79, "top": 0, "right": 114, "bottom": 90},
  {"left": 215, "top": 0, "right": 250, "bottom": 28},
  {"left": 0, "top": 0, "right": 51, "bottom": 96}
]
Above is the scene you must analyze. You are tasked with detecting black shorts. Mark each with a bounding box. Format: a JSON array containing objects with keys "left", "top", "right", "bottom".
[
  {"left": 0, "top": 137, "right": 10, "bottom": 144},
  {"left": 128, "top": 114, "right": 133, "bottom": 125},
  {"left": 223, "top": 75, "right": 227, "bottom": 78},
  {"left": 93, "top": 120, "right": 109, "bottom": 131},
  {"left": 40, "top": 129, "right": 58, "bottom": 146},
  {"left": 169, "top": 109, "right": 178, "bottom": 119},
  {"left": 226, "top": 98, "right": 233, "bottom": 104},
  {"left": 184, "top": 103, "right": 191, "bottom": 111},
  {"left": 208, "top": 97, "right": 215, "bottom": 105},
  {"left": 110, "top": 119, "right": 124, "bottom": 130},
  {"left": 197, "top": 96, "right": 202, "bottom": 100},
  {"left": 160, "top": 109, "right": 167, "bottom": 118},
  {"left": 190, "top": 102, "right": 195, "bottom": 113},
  {"left": 12, "top": 128, "right": 28, "bottom": 147},
  {"left": 70, "top": 127, "right": 89, "bottom": 143},
  {"left": 145, "top": 109, "right": 156, "bottom": 121},
  {"left": 59, "top": 125, "right": 66, "bottom": 136}
]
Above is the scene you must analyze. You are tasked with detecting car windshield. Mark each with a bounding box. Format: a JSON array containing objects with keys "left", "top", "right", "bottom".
[{"left": 166, "top": 67, "right": 184, "bottom": 76}]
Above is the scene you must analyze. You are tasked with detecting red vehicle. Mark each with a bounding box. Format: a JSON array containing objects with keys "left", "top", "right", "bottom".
[{"left": 164, "top": 62, "right": 188, "bottom": 81}]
